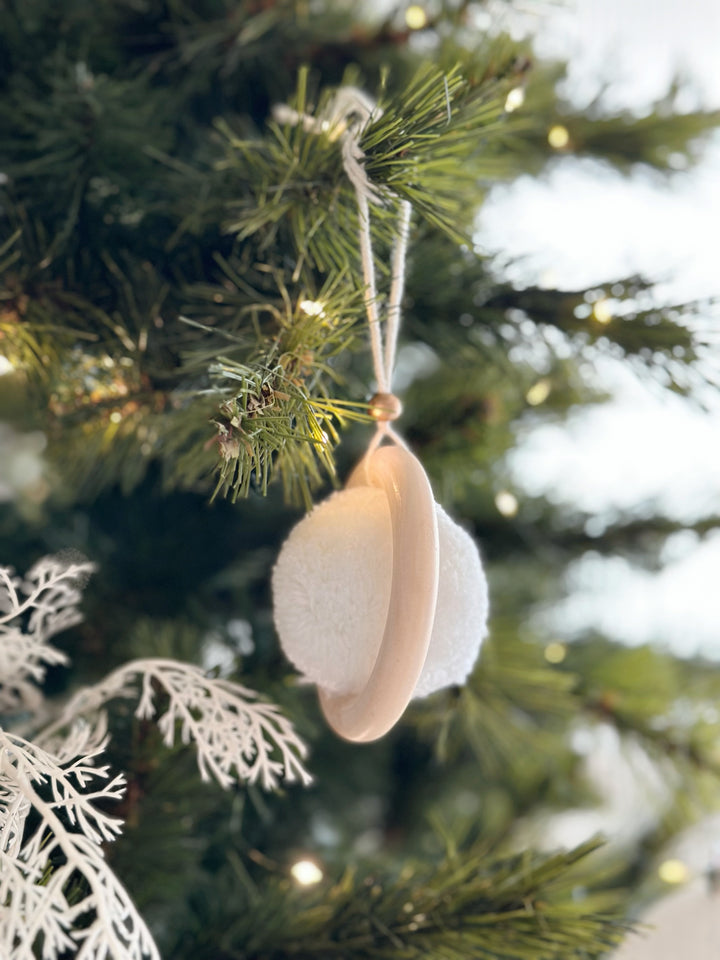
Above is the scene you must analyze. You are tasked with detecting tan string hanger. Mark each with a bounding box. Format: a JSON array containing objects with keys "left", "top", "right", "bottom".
[{"left": 272, "top": 87, "right": 489, "bottom": 742}]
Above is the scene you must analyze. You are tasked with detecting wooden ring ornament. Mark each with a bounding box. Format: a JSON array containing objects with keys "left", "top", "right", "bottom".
[{"left": 317, "top": 442, "right": 440, "bottom": 742}]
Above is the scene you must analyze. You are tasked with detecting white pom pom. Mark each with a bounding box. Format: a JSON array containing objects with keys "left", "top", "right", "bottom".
[
  {"left": 272, "top": 487, "right": 391, "bottom": 695},
  {"left": 414, "top": 503, "right": 488, "bottom": 697},
  {"left": 272, "top": 487, "right": 488, "bottom": 699}
]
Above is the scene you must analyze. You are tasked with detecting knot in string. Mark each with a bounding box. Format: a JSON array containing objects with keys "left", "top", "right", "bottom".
[{"left": 273, "top": 87, "right": 412, "bottom": 448}]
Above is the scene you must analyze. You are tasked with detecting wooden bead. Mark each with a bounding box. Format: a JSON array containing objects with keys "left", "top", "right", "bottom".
[{"left": 369, "top": 392, "right": 403, "bottom": 421}]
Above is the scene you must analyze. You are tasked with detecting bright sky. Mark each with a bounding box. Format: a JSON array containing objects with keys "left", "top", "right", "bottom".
[
  {"left": 528, "top": 0, "right": 720, "bottom": 111},
  {"left": 475, "top": 0, "right": 720, "bottom": 657},
  {"left": 480, "top": 148, "right": 720, "bottom": 302}
]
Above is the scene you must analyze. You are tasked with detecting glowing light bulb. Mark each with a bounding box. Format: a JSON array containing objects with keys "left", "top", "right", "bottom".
[
  {"left": 504, "top": 87, "right": 525, "bottom": 112},
  {"left": 109, "top": 411, "right": 122, "bottom": 423},
  {"left": 525, "top": 378, "right": 552, "bottom": 406},
  {"left": 658, "top": 859, "right": 689, "bottom": 885},
  {"left": 291, "top": 859, "right": 323, "bottom": 886},
  {"left": 405, "top": 5, "right": 428, "bottom": 29},
  {"left": 495, "top": 490, "right": 519, "bottom": 517},
  {"left": 548, "top": 125, "right": 570, "bottom": 149},
  {"left": 299, "top": 299, "right": 325, "bottom": 317},
  {"left": 592, "top": 299, "right": 613, "bottom": 324},
  {"left": 544, "top": 641, "right": 567, "bottom": 664},
  {"left": 0, "top": 356, "right": 15, "bottom": 376}
]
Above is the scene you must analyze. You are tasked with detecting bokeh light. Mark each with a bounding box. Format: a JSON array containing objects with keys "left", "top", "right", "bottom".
[
  {"left": 658, "top": 859, "right": 690, "bottom": 884},
  {"left": 548, "top": 124, "right": 570, "bottom": 149},
  {"left": 290, "top": 859, "right": 324, "bottom": 886},
  {"left": 405, "top": 5, "right": 428, "bottom": 30},
  {"left": 495, "top": 490, "right": 519, "bottom": 517}
]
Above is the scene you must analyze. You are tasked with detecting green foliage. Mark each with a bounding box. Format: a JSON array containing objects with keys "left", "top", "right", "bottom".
[
  {"left": 182, "top": 268, "right": 372, "bottom": 503},
  {"left": 206, "top": 358, "right": 368, "bottom": 505},
  {"left": 492, "top": 57, "right": 720, "bottom": 175},
  {"left": 1, "top": 0, "right": 714, "bottom": 502},
  {"left": 216, "top": 58, "right": 518, "bottom": 269},
  {"left": 2, "top": 2, "right": 720, "bottom": 958},
  {"left": 361, "top": 62, "right": 520, "bottom": 239},
  {"left": 168, "top": 837, "right": 627, "bottom": 960},
  {"left": 570, "top": 639, "right": 720, "bottom": 779}
]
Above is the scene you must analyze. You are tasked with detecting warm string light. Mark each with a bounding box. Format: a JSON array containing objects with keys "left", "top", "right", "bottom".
[
  {"left": 405, "top": 5, "right": 428, "bottom": 29},
  {"left": 495, "top": 490, "right": 519, "bottom": 517},
  {"left": 658, "top": 859, "right": 690, "bottom": 885},
  {"left": 504, "top": 87, "right": 525, "bottom": 112},
  {"left": 544, "top": 641, "right": 567, "bottom": 664},
  {"left": 592, "top": 298, "right": 613, "bottom": 324},
  {"left": 548, "top": 124, "right": 570, "bottom": 149},
  {"left": 525, "top": 378, "right": 552, "bottom": 406},
  {"left": 299, "top": 299, "right": 325, "bottom": 317},
  {"left": 290, "top": 859, "right": 323, "bottom": 886}
]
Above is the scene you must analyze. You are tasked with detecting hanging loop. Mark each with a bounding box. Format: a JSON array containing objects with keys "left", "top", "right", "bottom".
[{"left": 274, "top": 86, "right": 413, "bottom": 402}]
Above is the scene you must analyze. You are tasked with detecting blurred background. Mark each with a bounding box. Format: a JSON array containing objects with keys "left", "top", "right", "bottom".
[{"left": 479, "top": 0, "right": 720, "bottom": 663}]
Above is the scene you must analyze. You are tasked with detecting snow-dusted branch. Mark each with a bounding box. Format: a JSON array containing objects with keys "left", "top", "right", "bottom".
[
  {"left": 0, "top": 557, "right": 96, "bottom": 714},
  {"left": 0, "top": 730, "right": 160, "bottom": 960},
  {"left": 41, "top": 658, "right": 313, "bottom": 791},
  {"left": 1, "top": 556, "right": 312, "bottom": 960}
]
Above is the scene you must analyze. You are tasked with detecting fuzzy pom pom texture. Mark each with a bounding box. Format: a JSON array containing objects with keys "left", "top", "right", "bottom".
[{"left": 272, "top": 485, "right": 489, "bottom": 699}]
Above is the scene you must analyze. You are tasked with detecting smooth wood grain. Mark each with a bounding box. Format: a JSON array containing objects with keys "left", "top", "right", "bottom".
[{"left": 319, "top": 444, "right": 439, "bottom": 742}]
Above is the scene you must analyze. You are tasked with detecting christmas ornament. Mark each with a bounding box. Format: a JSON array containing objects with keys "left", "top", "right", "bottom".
[
  {"left": 612, "top": 879, "right": 720, "bottom": 960},
  {"left": 272, "top": 89, "right": 489, "bottom": 742}
]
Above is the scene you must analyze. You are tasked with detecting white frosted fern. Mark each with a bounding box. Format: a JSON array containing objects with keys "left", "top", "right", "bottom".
[
  {"left": 0, "top": 557, "right": 312, "bottom": 959},
  {"left": 0, "top": 731, "right": 160, "bottom": 960},
  {"left": 40, "top": 658, "right": 313, "bottom": 790},
  {"left": 0, "top": 557, "right": 96, "bottom": 714}
]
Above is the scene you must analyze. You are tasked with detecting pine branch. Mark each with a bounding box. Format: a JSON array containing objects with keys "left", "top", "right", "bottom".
[
  {"left": 470, "top": 52, "right": 720, "bottom": 177},
  {"left": 0, "top": 55, "right": 174, "bottom": 268},
  {"left": 361, "top": 62, "right": 520, "bottom": 240},
  {"left": 572, "top": 641, "right": 720, "bottom": 780},
  {"left": 535, "top": 99, "right": 720, "bottom": 174},
  {"left": 173, "top": 837, "right": 628, "bottom": 959},
  {"left": 410, "top": 628, "right": 720, "bottom": 832},
  {"left": 406, "top": 232, "right": 714, "bottom": 399},
  {"left": 412, "top": 629, "right": 580, "bottom": 780},
  {"left": 182, "top": 270, "right": 372, "bottom": 504},
  {"left": 206, "top": 360, "right": 368, "bottom": 505},
  {"left": 220, "top": 60, "right": 519, "bottom": 266},
  {"left": 216, "top": 77, "right": 363, "bottom": 274}
]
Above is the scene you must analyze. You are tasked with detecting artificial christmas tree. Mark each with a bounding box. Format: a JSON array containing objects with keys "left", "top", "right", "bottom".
[{"left": 1, "top": 2, "right": 719, "bottom": 958}]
